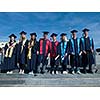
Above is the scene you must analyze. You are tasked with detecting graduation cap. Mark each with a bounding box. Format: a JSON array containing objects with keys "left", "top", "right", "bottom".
[
  {"left": 50, "top": 33, "right": 58, "bottom": 37},
  {"left": 20, "top": 31, "right": 27, "bottom": 35},
  {"left": 9, "top": 34, "right": 17, "bottom": 38},
  {"left": 30, "top": 32, "right": 37, "bottom": 37},
  {"left": 82, "top": 28, "right": 90, "bottom": 32},
  {"left": 60, "top": 33, "right": 67, "bottom": 36},
  {"left": 43, "top": 31, "right": 49, "bottom": 35},
  {"left": 71, "top": 30, "right": 78, "bottom": 33}
]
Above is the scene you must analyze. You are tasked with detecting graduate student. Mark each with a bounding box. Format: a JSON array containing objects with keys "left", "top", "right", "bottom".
[
  {"left": 17, "top": 31, "right": 29, "bottom": 74},
  {"left": 37, "top": 31, "right": 51, "bottom": 74},
  {"left": 56, "top": 33, "right": 69, "bottom": 74},
  {"left": 0, "top": 48, "right": 3, "bottom": 65},
  {"left": 69, "top": 30, "right": 81, "bottom": 74},
  {"left": 50, "top": 33, "right": 59, "bottom": 74},
  {"left": 2, "top": 34, "right": 18, "bottom": 73},
  {"left": 25, "top": 33, "right": 39, "bottom": 75},
  {"left": 80, "top": 28, "right": 94, "bottom": 74}
]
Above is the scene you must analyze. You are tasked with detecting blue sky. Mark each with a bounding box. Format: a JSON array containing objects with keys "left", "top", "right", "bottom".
[{"left": 0, "top": 12, "right": 100, "bottom": 48}]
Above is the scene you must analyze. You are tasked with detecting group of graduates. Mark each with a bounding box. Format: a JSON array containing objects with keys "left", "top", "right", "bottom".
[{"left": 0, "top": 28, "right": 95, "bottom": 75}]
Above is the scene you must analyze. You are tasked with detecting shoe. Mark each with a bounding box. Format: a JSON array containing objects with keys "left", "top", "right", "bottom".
[
  {"left": 88, "top": 70, "right": 94, "bottom": 74},
  {"left": 61, "top": 71, "right": 63, "bottom": 74},
  {"left": 50, "top": 71, "right": 52, "bottom": 74},
  {"left": 41, "top": 71, "right": 45, "bottom": 74},
  {"left": 76, "top": 70, "right": 81, "bottom": 74},
  {"left": 72, "top": 71, "right": 75, "bottom": 74},
  {"left": 9, "top": 71, "right": 13, "bottom": 74},
  {"left": 83, "top": 70, "right": 87, "bottom": 74},
  {"left": 7, "top": 71, "right": 10, "bottom": 74},
  {"left": 52, "top": 71, "right": 55, "bottom": 74},
  {"left": 21, "top": 71, "right": 24, "bottom": 74},
  {"left": 19, "top": 70, "right": 24, "bottom": 74},
  {"left": 95, "top": 69, "right": 98, "bottom": 73},
  {"left": 29, "top": 71, "right": 34, "bottom": 75},
  {"left": 56, "top": 71, "right": 59, "bottom": 74},
  {"left": 34, "top": 74, "right": 37, "bottom": 76},
  {"left": 63, "top": 71, "right": 68, "bottom": 74}
]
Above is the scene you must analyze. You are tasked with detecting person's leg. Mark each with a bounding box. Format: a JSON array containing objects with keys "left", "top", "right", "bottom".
[
  {"left": 75, "top": 55, "right": 81, "bottom": 74},
  {"left": 41, "top": 56, "right": 47, "bottom": 74},
  {"left": 70, "top": 55, "right": 75, "bottom": 74},
  {"left": 32, "top": 54, "right": 37, "bottom": 74},
  {"left": 37, "top": 55, "right": 42, "bottom": 73},
  {"left": 88, "top": 53, "right": 93, "bottom": 73},
  {"left": 55, "top": 65, "right": 59, "bottom": 74},
  {"left": 82, "top": 53, "right": 88, "bottom": 74},
  {"left": 19, "top": 63, "right": 26, "bottom": 74},
  {"left": 50, "top": 58, "right": 55, "bottom": 74}
]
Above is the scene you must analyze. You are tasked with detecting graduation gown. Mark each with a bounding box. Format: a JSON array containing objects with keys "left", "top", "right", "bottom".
[
  {"left": 25, "top": 40, "right": 39, "bottom": 73},
  {"left": 2, "top": 42, "right": 18, "bottom": 71},
  {"left": 69, "top": 38, "right": 81, "bottom": 68},
  {"left": 80, "top": 36, "right": 94, "bottom": 67},
  {"left": 0, "top": 52, "right": 3, "bottom": 65},
  {"left": 50, "top": 41, "right": 59, "bottom": 67},
  {"left": 17, "top": 39, "right": 28, "bottom": 69},
  {"left": 38, "top": 38, "right": 51, "bottom": 66},
  {"left": 57, "top": 41, "right": 69, "bottom": 66},
  {"left": 37, "top": 38, "right": 51, "bottom": 73}
]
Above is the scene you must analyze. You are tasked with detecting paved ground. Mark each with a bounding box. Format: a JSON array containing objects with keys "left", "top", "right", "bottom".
[
  {"left": 0, "top": 73, "right": 100, "bottom": 87},
  {"left": 0, "top": 65, "right": 99, "bottom": 87}
]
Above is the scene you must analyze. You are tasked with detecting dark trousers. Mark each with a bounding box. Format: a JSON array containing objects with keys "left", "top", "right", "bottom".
[
  {"left": 50, "top": 57, "right": 58, "bottom": 72},
  {"left": 70, "top": 54, "right": 80, "bottom": 71},
  {"left": 25, "top": 54, "right": 37, "bottom": 73},
  {"left": 82, "top": 52, "right": 94, "bottom": 71},
  {"left": 60, "top": 56, "right": 68, "bottom": 72},
  {"left": 61, "top": 63, "right": 67, "bottom": 72},
  {"left": 37, "top": 55, "right": 48, "bottom": 73},
  {"left": 19, "top": 63, "right": 26, "bottom": 70}
]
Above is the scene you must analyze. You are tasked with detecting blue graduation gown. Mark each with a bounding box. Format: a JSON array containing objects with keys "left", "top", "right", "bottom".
[
  {"left": 80, "top": 36, "right": 95, "bottom": 67},
  {"left": 69, "top": 38, "right": 81, "bottom": 68},
  {"left": 57, "top": 41, "right": 69, "bottom": 66}
]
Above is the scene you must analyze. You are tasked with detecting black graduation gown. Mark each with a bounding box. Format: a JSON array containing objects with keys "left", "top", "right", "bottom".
[
  {"left": 25, "top": 41, "right": 39, "bottom": 73},
  {"left": 2, "top": 42, "right": 18, "bottom": 71},
  {"left": 17, "top": 39, "right": 28, "bottom": 69}
]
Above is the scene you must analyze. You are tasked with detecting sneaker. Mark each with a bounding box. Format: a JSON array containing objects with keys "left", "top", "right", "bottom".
[
  {"left": 72, "top": 71, "right": 75, "bottom": 74},
  {"left": 56, "top": 71, "right": 59, "bottom": 74},
  {"left": 19, "top": 70, "right": 24, "bottom": 74},
  {"left": 88, "top": 70, "right": 94, "bottom": 74},
  {"left": 83, "top": 70, "right": 87, "bottom": 74},
  {"left": 52, "top": 71, "right": 55, "bottom": 74},
  {"left": 29, "top": 71, "right": 34, "bottom": 75},
  {"left": 76, "top": 70, "right": 81, "bottom": 74},
  {"left": 21, "top": 70, "right": 24, "bottom": 74},
  {"left": 9, "top": 71, "right": 13, "bottom": 74},
  {"left": 63, "top": 71, "right": 68, "bottom": 74},
  {"left": 7, "top": 71, "right": 10, "bottom": 74}
]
